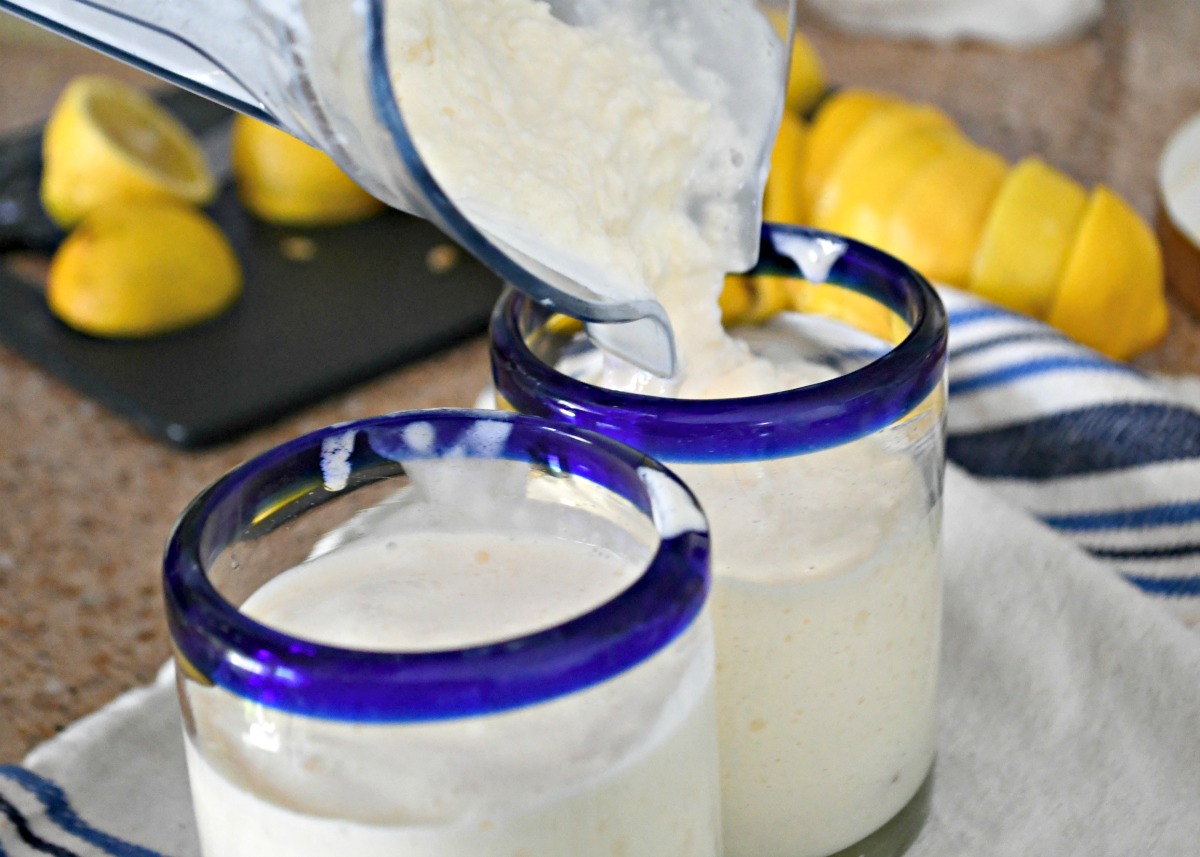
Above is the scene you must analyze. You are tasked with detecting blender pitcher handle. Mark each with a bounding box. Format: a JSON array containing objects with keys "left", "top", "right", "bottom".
[{"left": 0, "top": 0, "right": 286, "bottom": 129}]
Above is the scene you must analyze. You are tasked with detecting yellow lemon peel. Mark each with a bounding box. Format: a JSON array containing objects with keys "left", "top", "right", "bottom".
[
  {"left": 813, "top": 109, "right": 961, "bottom": 247},
  {"left": 764, "top": 111, "right": 810, "bottom": 225},
  {"left": 1046, "top": 186, "right": 1169, "bottom": 359},
  {"left": 969, "top": 157, "right": 1088, "bottom": 318},
  {"left": 47, "top": 200, "right": 242, "bottom": 338},
  {"left": 802, "top": 88, "right": 898, "bottom": 214},
  {"left": 40, "top": 76, "right": 216, "bottom": 229},
  {"left": 882, "top": 140, "right": 1007, "bottom": 287},
  {"left": 231, "top": 116, "right": 385, "bottom": 227}
]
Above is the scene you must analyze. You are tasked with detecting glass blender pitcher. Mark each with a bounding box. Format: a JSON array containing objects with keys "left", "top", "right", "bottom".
[{"left": 0, "top": 0, "right": 796, "bottom": 376}]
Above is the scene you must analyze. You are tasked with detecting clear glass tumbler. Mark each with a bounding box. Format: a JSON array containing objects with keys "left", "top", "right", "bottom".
[
  {"left": 164, "top": 409, "right": 718, "bottom": 857},
  {"left": 491, "top": 225, "right": 949, "bottom": 857}
]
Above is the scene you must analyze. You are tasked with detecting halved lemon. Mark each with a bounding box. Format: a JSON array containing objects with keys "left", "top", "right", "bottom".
[
  {"left": 40, "top": 76, "right": 216, "bottom": 229},
  {"left": 882, "top": 139, "right": 1007, "bottom": 287},
  {"left": 47, "top": 199, "right": 241, "bottom": 338},
  {"left": 231, "top": 116, "right": 385, "bottom": 226},
  {"left": 802, "top": 88, "right": 898, "bottom": 214},
  {"left": 811, "top": 103, "right": 959, "bottom": 244},
  {"left": 969, "top": 157, "right": 1088, "bottom": 318},
  {"left": 1045, "top": 186, "right": 1169, "bottom": 359}
]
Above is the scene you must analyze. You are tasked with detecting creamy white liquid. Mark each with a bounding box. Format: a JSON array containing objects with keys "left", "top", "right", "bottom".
[
  {"left": 185, "top": 528, "right": 720, "bottom": 857},
  {"left": 383, "top": 3, "right": 941, "bottom": 855},
  {"left": 680, "top": 439, "right": 941, "bottom": 857}
]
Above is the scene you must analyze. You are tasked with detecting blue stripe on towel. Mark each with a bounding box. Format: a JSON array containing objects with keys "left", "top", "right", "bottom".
[
  {"left": 1123, "top": 574, "right": 1200, "bottom": 598},
  {"left": 946, "top": 404, "right": 1200, "bottom": 479},
  {"left": 1088, "top": 543, "right": 1200, "bottom": 561},
  {"left": 946, "top": 306, "right": 1019, "bottom": 327},
  {"left": 0, "top": 791, "right": 79, "bottom": 857},
  {"left": 1042, "top": 501, "right": 1200, "bottom": 531},
  {"left": 0, "top": 767, "right": 166, "bottom": 857},
  {"left": 948, "top": 356, "right": 1140, "bottom": 396},
  {"left": 948, "top": 329, "right": 1070, "bottom": 360}
]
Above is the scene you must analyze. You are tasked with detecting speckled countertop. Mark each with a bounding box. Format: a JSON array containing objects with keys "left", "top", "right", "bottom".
[{"left": 2, "top": 2, "right": 1200, "bottom": 764}]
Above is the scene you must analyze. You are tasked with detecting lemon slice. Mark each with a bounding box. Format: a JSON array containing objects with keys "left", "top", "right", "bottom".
[
  {"left": 231, "top": 116, "right": 385, "bottom": 226},
  {"left": 40, "top": 76, "right": 216, "bottom": 229},
  {"left": 969, "top": 157, "right": 1088, "bottom": 318},
  {"left": 1045, "top": 186, "right": 1168, "bottom": 359},
  {"left": 802, "top": 88, "right": 898, "bottom": 213},
  {"left": 47, "top": 199, "right": 241, "bottom": 338},
  {"left": 811, "top": 104, "right": 959, "bottom": 244},
  {"left": 882, "top": 140, "right": 1007, "bottom": 287},
  {"left": 764, "top": 111, "right": 810, "bottom": 225}
]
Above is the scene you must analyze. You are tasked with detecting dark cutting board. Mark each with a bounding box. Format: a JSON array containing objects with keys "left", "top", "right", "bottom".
[{"left": 0, "top": 90, "right": 503, "bottom": 448}]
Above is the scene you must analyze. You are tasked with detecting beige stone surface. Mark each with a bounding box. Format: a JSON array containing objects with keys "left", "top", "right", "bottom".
[{"left": 1, "top": 1, "right": 1199, "bottom": 764}]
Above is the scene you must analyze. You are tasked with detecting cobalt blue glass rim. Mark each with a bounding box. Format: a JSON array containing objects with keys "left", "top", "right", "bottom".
[
  {"left": 163, "top": 409, "right": 710, "bottom": 723},
  {"left": 490, "top": 224, "right": 949, "bottom": 463}
]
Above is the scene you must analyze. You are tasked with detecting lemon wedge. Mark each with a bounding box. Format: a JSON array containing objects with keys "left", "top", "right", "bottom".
[
  {"left": 882, "top": 140, "right": 1007, "bottom": 287},
  {"left": 40, "top": 76, "right": 216, "bottom": 229},
  {"left": 764, "top": 111, "right": 810, "bottom": 225},
  {"left": 811, "top": 104, "right": 959, "bottom": 244},
  {"left": 1045, "top": 186, "right": 1169, "bottom": 359},
  {"left": 969, "top": 157, "right": 1088, "bottom": 318},
  {"left": 47, "top": 199, "right": 241, "bottom": 338},
  {"left": 231, "top": 116, "right": 385, "bottom": 226},
  {"left": 802, "top": 89, "right": 897, "bottom": 214}
]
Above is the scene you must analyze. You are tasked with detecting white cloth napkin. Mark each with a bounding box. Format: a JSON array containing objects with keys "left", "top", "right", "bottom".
[{"left": 3, "top": 288, "right": 1198, "bottom": 856}]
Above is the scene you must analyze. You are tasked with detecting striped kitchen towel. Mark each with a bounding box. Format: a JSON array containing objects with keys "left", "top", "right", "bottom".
[{"left": 941, "top": 286, "right": 1200, "bottom": 625}]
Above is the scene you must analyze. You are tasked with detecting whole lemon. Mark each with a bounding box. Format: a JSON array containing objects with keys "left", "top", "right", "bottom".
[
  {"left": 231, "top": 116, "right": 386, "bottom": 226},
  {"left": 47, "top": 200, "right": 242, "bottom": 338}
]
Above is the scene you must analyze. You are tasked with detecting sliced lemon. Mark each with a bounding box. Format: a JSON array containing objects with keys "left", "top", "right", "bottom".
[
  {"left": 802, "top": 88, "right": 898, "bottom": 213},
  {"left": 40, "top": 76, "right": 216, "bottom": 229},
  {"left": 969, "top": 157, "right": 1088, "bottom": 318},
  {"left": 881, "top": 139, "right": 1007, "bottom": 287},
  {"left": 47, "top": 199, "right": 241, "bottom": 338},
  {"left": 811, "top": 104, "right": 959, "bottom": 244},
  {"left": 231, "top": 116, "right": 385, "bottom": 226},
  {"left": 1045, "top": 186, "right": 1168, "bottom": 359},
  {"left": 764, "top": 111, "right": 809, "bottom": 225}
]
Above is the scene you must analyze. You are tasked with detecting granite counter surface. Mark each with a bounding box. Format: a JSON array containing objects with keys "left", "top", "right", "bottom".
[{"left": 2, "top": 1, "right": 1199, "bottom": 763}]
